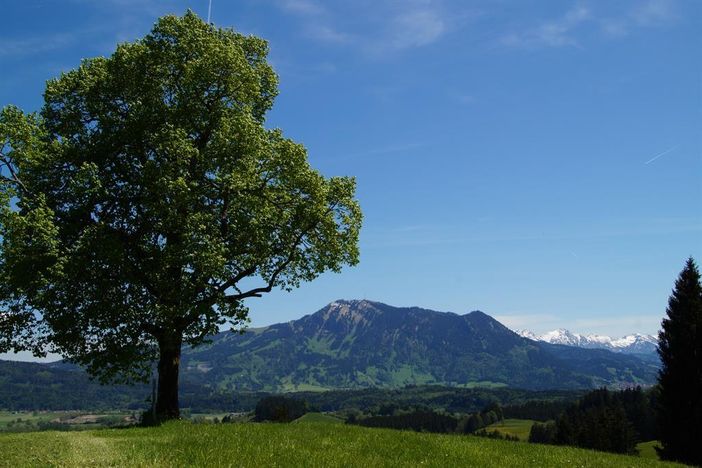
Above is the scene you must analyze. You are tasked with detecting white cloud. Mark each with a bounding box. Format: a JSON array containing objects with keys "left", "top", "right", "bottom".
[
  {"left": 305, "top": 24, "right": 353, "bottom": 44},
  {"left": 501, "top": 1, "right": 681, "bottom": 50},
  {"left": 274, "top": 0, "right": 455, "bottom": 53},
  {"left": 500, "top": 5, "right": 591, "bottom": 49},
  {"left": 632, "top": 0, "right": 678, "bottom": 26},
  {"left": 389, "top": 8, "right": 446, "bottom": 49},
  {"left": 278, "top": 0, "right": 324, "bottom": 16},
  {"left": 599, "top": 18, "right": 629, "bottom": 38}
]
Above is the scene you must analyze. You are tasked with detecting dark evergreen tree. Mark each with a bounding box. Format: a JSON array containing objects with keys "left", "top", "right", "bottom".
[
  {"left": 254, "top": 396, "right": 309, "bottom": 422},
  {"left": 528, "top": 421, "right": 557, "bottom": 444},
  {"left": 656, "top": 257, "right": 702, "bottom": 465}
]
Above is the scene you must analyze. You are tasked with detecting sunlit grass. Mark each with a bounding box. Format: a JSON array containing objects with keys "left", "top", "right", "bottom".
[{"left": 0, "top": 420, "right": 683, "bottom": 467}]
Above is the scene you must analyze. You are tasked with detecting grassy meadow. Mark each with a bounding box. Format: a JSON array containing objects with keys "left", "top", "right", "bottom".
[
  {"left": 637, "top": 441, "right": 663, "bottom": 460},
  {"left": 0, "top": 419, "right": 682, "bottom": 467},
  {"left": 485, "top": 418, "right": 535, "bottom": 441}
]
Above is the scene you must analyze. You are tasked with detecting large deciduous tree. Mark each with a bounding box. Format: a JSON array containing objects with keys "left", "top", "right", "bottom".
[
  {"left": 0, "top": 12, "right": 361, "bottom": 420},
  {"left": 656, "top": 257, "right": 702, "bottom": 465}
]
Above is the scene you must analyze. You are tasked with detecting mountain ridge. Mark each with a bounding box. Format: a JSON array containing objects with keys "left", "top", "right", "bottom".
[
  {"left": 515, "top": 328, "right": 658, "bottom": 355},
  {"left": 0, "top": 300, "right": 660, "bottom": 396},
  {"left": 180, "top": 299, "right": 658, "bottom": 391}
]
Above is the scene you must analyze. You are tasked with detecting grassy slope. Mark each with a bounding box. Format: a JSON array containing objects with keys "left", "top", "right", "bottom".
[
  {"left": 0, "top": 421, "right": 683, "bottom": 467},
  {"left": 637, "top": 441, "right": 662, "bottom": 460}
]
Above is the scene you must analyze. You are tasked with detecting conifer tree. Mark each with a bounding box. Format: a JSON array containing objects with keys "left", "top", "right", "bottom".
[{"left": 656, "top": 257, "right": 702, "bottom": 465}]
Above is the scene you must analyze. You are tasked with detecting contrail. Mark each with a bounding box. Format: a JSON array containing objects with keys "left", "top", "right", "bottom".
[
  {"left": 207, "top": 0, "right": 212, "bottom": 23},
  {"left": 644, "top": 145, "right": 678, "bottom": 165}
]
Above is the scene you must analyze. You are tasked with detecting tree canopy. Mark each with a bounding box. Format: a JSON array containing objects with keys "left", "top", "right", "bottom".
[{"left": 0, "top": 12, "right": 362, "bottom": 419}]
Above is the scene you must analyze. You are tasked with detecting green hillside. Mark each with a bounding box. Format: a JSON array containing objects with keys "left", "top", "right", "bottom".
[
  {"left": 182, "top": 300, "right": 657, "bottom": 392},
  {"left": 0, "top": 421, "right": 681, "bottom": 467}
]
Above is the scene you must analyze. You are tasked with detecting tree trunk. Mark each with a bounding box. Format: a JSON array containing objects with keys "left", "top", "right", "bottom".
[{"left": 156, "top": 334, "right": 182, "bottom": 421}]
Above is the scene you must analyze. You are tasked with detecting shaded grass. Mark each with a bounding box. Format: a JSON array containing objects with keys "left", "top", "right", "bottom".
[
  {"left": 637, "top": 441, "right": 661, "bottom": 460},
  {"left": 0, "top": 421, "right": 683, "bottom": 467}
]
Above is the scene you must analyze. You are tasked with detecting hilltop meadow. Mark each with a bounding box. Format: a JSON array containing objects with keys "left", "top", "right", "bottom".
[{"left": 0, "top": 419, "right": 682, "bottom": 468}]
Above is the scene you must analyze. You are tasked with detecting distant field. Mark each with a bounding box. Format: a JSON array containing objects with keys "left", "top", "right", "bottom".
[
  {"left": 0, "top": 420, "right": 683, "bottom": 467},
  {"left": 485, "top": 419, "right": 535, "bottom": 441},
  {"left": 0, "top": 411, "right": 65, "bottom": 431},
  {"left": 0, "top": 411, "right": 135, "bottom": 432}
]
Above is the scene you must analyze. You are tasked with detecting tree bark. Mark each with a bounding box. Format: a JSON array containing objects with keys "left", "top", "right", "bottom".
[{"left": 155, "top": 334, "right": 182, "bottom": 420}]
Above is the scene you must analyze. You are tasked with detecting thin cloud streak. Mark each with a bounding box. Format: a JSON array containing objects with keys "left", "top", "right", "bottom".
[{"left": 644, "top": 145, "right": 679, "bottom": 165}]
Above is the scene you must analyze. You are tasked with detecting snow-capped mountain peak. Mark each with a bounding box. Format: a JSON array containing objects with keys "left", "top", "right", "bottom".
[{"left": 516, "top": 328, "right": 658, "bottom": 355}]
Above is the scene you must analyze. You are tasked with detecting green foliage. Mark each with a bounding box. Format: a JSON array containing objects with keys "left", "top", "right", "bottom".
[
  {"left": 0, "top": 360, "right": 584, "bottom": 413},
  {"left": 291, "top": 412, "right": 343, "bottom": 424},
  {"left": 0, "top": 11, "right": 361, "bottom": 418},
  {"left": 528, "top": 421, "right": 557, "bottom": 444},
  {"left": 530, "top": 387, "right": 646, "bottom": 455},
  {"left": 0, "top": 420, "right": 684, "bottom": 467},
  {"left": 473, "top": 428, "right": 520, "bottom": 442},
  {"left": 254, "top": 396, "right": 308, "bottom": 422},
  {"left": 655, "top": 258, "right": 702, "bottom": 466},
  {"left": 352, "top": 410, "right": 458, "bottom": 434},
  {"left": 458, "top": 403, "right": 504, "bottom": 434},
  {"left": 503, "top": 400, "right": 571, "bottom": 422}
]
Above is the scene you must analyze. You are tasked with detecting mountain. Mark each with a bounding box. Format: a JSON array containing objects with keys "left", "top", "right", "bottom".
[
  {"left": 0, "top": 300, "right": 659, "bottom": 407},
  {"left": 180, "top": 300, "right": 658, "bottom": 392},
  {"left": 515, "top": 328, "right": 658, "bottom": 356}
]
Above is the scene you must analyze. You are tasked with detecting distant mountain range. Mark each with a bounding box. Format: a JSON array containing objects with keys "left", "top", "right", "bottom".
[
  {"left": 515, "top": 329, "right": 658, "bottom": 355},
  {"left": 180, "top": 300, "right": 658, "bottom": 392},
  {"left": 0, "top": 300, "right": 660, "bottom": 407}
]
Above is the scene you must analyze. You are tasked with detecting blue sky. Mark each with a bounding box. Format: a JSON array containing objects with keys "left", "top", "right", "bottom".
[{"left": 1, "top": 0, "right": 701, "bottom": 360}]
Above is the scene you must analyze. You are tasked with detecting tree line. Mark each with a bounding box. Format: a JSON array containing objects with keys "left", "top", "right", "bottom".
[{"left": 528, "top": 386, "right": 654, "bottom": 454}]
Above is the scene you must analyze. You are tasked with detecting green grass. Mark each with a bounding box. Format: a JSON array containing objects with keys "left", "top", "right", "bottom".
[
  {"left": 485, "top": 419, "right": 535, "bottom": 441},
  {"left": 0, "top": 420, "right": 684, "bottom": 467},
  {"left": 292, "top": 412, "right": 344, "bottom": 424},
  {"left": 637, "top": 441, "right": 661, "bottom": 460}
]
